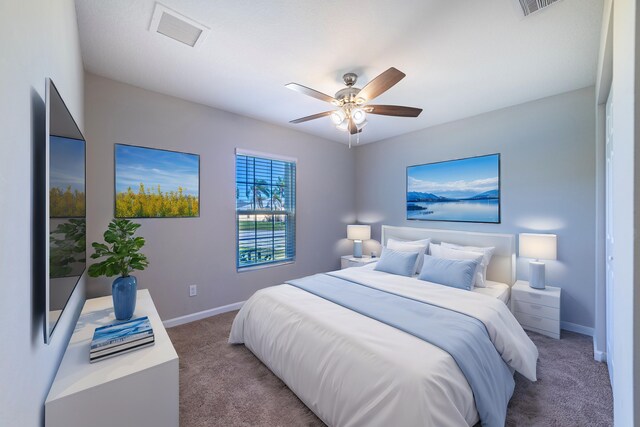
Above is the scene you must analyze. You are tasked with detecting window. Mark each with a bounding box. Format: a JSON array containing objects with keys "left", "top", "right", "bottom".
[{"left": 235, "top": 150, "right": 296, "bottom": 270}]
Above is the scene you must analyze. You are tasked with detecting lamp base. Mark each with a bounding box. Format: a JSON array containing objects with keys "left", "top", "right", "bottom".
[
  {"left": 353, "top": 240, "right": 363, "bottom": 258},
  {"left": 529, "top": 261, "right": 546, "bottom": 289}
]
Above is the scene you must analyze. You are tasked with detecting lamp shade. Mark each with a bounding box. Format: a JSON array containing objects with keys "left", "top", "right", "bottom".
[
  {"left": 351, "top": 108, "right": 367, "bottom": 125},
  {"left": 519, "top": 233, "right": 557, "bottom": 260},
  {"left": 331, "top": 109, "right": 346, "bottom": 125},
  {"left": 347, "top": 225, "right": 371, "bottom": 241}
]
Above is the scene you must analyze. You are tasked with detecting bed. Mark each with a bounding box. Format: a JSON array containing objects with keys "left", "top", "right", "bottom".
[{"left": 229, "top": 226, "right": 538, "bottom": 427}]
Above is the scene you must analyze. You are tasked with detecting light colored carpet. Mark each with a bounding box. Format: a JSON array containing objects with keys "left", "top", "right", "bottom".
[{"left": 167, "top": 311, "right": 612, "bottom": 427}]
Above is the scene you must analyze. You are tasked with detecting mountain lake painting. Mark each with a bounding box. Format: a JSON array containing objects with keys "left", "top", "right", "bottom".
[{"left": 406, "top": 154, "right": 500, "bottom": 223}]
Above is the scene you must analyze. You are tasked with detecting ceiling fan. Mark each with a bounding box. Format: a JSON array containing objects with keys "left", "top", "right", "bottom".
[{"left": 286, "top": 67, "right": 422, "bottom": 146}]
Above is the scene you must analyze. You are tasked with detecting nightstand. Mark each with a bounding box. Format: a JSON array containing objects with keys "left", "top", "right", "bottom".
[
  {"left": 341, "top": 255, "right": 378, "bottom": 269},
  {"left": 511, "top": 280, "right": 561, "bottom": 339}
]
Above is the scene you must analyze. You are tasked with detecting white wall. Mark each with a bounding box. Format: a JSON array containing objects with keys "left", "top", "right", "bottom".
[
  {"left": 610, "top": 0, "right": 640, "bottom": 424},
  {"left": 594, "top": 101, "right": 607, "bottom": 360},
  {"left": 355, "top": 87, "right": 596, "bottom": 331},
  {"left": 0, "top": 1, "right": 85, "bottom": 426},
  {"left": 592, "top": 0, "right": 613, "bottom": 363},
  {"left": 84, "top": 73, "right": 356, "bottom": 321}
]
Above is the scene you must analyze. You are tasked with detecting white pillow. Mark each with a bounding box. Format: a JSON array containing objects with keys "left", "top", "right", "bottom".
[
  {"left": 429, "top": 243, "right": 442, "bottom": 257},
  {"left": 429, "top": 245, "right": 485, "bottom": 287},
  {"left": 387, "top": 238, "right": 430, "bottom": 274},
  {"left": 440, "top": 242, "right": 495, "bottom": 283}
]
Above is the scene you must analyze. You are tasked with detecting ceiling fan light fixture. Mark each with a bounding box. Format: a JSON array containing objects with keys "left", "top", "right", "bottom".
[
  {"left": 330, "top": 109, "right": 346, "bottom": 125},
  {"left": 286, "top": 68, "right": 421, "bottom": 143},
  {"left": 351, "top": 108, "right": 366, "bottom": 125}
]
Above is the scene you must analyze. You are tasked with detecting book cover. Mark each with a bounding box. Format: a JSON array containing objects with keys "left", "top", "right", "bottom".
[
  {"left": 89, "top": 339, "right": 155, "bottom": 363},
  {"left": 91, "top": 316, "right": 153, "bottom": 350},
  {"left": 90, "top": 335, "right": 155, "bottom": 357},
  {"left": 91, "top": 329, "right": 154, "bottom": 352}
]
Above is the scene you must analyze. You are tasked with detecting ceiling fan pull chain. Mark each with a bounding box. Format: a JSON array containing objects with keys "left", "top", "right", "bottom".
[
  {"left": 348, "top": 131, "right": 352, "bottom": 149},
  {"left": 357, "top": 129, "right": 360, "bottom": 145}
]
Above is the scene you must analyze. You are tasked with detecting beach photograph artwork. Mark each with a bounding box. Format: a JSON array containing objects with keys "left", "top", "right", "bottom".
[
  {"left": 115, "top": 144, "right": 200, "bottom": 218},
  {"left": 406, "top": 154, "right": 500, "bottom": 223}
]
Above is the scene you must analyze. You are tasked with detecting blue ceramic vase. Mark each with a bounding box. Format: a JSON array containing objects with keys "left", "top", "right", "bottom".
[{"left": 112, "top": 275, "right": 137, "bottom": 320}]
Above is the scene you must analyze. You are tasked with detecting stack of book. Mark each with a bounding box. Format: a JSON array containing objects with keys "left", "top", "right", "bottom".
[{"left": 90, "top": 316, "right": 155, "bottom": 363}]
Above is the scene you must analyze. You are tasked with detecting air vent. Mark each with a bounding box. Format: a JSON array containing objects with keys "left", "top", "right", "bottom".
[
  {"left": 149, "top": 3, "right": 209, "bottom": 48},
  {"left": 517, "top": 0, "right": 562, "bottom": 17}
]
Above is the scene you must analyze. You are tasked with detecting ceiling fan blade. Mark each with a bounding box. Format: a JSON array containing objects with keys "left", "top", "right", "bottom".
[
  {"left": 289, "top": 111, "right": 334, "bottom": 124},
  {"left": 366, "top": 105, "right": 423, "bottom": 117},
  {"left": 356, "top": 67, "right": 406, "bottom": 102},
  {"left": 348, "top": 118, "right": 359, "bottom": 135},
  {"left": 285, "top": 83, "right": 337, "bottom": 104}
]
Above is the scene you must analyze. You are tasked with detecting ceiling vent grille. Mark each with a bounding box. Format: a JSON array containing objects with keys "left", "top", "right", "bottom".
[
  {"left": 517, "top": 0, "right": 562, "bottom": 16},
  {"left": 149, "top": 3, "right": 210, "bottom": 48}
]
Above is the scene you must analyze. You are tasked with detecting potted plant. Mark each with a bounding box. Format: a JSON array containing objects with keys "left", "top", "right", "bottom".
[{"left": 88, "top": 219, "right": 149, "bottom": 320}]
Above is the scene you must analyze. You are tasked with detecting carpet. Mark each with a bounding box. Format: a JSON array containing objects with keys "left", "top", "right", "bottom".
[{"left": 167, "top": 311, "right": 612, "bottom": 426}]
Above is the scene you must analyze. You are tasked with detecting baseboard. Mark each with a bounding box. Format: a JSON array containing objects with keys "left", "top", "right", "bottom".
[
  {"left": 593, "top": 347, "right": 607, "bottom": 362},
  {"left": 163, "top": 301, "right": 245, "bottom": 328},
  {"left": 560, "top": 321, "right": 594, "bottom": 337}
]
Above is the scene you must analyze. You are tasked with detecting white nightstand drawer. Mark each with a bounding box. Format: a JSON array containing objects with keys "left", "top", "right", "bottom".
[
  {"left": 512, "top": 301, "right": 560, "bottom": 321},
  {"left": 341, "top": 256, "right": 377, "bottom": 269},
  {"left": 512, "top": 286, "right": 560, "bottom": 309},
  {"left": 514, "top": 311, "right": 560, "bottom": 335},
  {"left": 342, "top": 260, "right": 363, "bottom": 269}
]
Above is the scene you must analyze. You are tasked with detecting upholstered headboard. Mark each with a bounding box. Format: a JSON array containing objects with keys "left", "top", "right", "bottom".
[{"left": 381, "top": 225, "right": 516, "bottom": 285}]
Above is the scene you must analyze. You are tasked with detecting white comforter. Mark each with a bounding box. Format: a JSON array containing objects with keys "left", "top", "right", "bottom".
[{"left": 229, "top": 266, "right": 538, "bottom": 427}]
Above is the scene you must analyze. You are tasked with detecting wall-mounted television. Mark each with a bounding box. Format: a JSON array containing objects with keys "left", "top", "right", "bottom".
[{"left": 45, "top": 78, "right": 86, "bottom": 343}]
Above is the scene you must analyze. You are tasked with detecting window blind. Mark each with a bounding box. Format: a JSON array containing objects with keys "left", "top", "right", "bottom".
[{"left": 235, "top": 153, "right": 296, "bottom": 269}]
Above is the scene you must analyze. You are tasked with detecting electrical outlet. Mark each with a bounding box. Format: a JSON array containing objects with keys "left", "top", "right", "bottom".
[{"left": 189, "top": 284, "right": 197, "bottom": 297}]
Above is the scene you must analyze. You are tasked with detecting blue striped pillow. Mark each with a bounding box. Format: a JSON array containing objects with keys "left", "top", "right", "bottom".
[
  {"left": 374, "top": 247, "right": 420, "bottom": 277},
  {"left": 418, "top": 254, "right": 479, "bottom": 290}
]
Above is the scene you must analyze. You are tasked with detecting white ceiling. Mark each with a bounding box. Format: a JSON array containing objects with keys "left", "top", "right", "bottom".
[{"left": 76, "top": 0, "right": 604, "bottom": 144}]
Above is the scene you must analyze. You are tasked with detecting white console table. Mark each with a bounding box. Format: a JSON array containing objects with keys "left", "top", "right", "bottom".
[{"left": 45, "top": 289, "right": 179, "bottom": 427}]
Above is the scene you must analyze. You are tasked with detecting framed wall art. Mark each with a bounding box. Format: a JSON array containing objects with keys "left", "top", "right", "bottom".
[
  {"left": 115, "top": 144, "right": 200, "bottom": 218},
  {"left": 406, "top": 153, "right": 500, "bottom": 223}
]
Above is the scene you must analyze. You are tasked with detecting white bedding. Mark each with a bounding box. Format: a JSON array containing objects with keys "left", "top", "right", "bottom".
[
  {"left": 229, "top": 267, "right": 537, "bottom": 427},
  {"left": 475, "top": 280, "right": 511, "bottom": 304}
]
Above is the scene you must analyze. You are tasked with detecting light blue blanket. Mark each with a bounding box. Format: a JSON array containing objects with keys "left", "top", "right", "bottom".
[{"left": 286, "top": 273, "right": 515, "bottom": 427}]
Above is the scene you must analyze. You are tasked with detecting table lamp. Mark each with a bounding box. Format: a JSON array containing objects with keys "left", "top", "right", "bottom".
[
  {"left": 519, "top": 233, "right": 557, "bottom": 289},
  {"left": 347, "top": 225, "right": 371, "bottom": 258}
]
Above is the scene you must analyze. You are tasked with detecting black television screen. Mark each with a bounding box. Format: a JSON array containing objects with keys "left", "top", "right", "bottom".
[{"left": 45, "top": 78, "right": 86, "bottom": 343}]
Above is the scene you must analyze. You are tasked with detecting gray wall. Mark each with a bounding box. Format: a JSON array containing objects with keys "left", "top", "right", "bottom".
[
  {"left": 0, "top": 1, "right": 85, "bottom": 426},
  {"left": 84, "top": 73, "right": 356, "bottom": 321},
  {"left": 355, "top": 87, "right": 596, "bottom": 330}
]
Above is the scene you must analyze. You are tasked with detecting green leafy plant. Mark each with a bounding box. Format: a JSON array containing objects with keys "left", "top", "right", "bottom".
[{"left": 88, "top": 219, "right": 149, "bottom": 278}]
